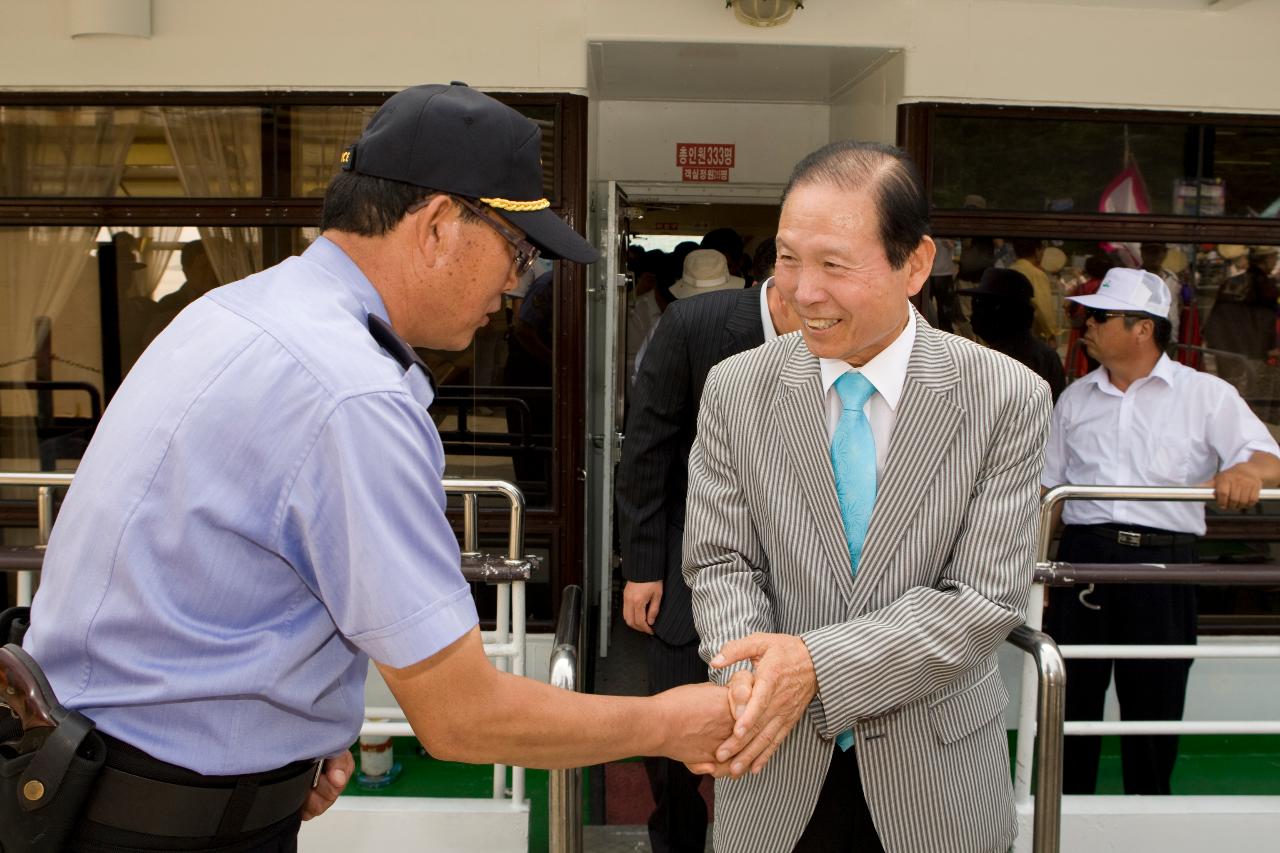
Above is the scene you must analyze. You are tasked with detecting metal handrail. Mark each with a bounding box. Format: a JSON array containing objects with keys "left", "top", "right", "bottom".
[
  {"left": 548, "top": 585, "right": 584, "bottom": 853},
  {"left": 1006, "top": 625, "right": 1066, "bottom": 853},
  {"left": 1036, "top": 485, "right": 1280, "bottom": 561},
  {"left": 1014, "top": 484, "right": 1280, "bottom": 847},
  {"left": 0, "top": 472, "right": 71, "bottom": 605}
]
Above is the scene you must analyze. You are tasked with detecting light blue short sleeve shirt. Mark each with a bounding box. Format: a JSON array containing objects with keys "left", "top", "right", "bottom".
[{"left": 25, "top": 237, "right": 478, "bottom": 775}]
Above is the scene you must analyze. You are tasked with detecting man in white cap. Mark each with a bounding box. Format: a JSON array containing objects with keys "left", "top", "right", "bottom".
[{"left": 1042, "top": 267, "right": 1280, "bottom": 796}]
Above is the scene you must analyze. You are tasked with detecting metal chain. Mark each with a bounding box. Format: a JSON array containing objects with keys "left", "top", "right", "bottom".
[
  {"left": 0, "top": 354, "right": 102, "bottom": 374},
  {"left": 51, "top": 355, "right": 103, "bottom": 375}
]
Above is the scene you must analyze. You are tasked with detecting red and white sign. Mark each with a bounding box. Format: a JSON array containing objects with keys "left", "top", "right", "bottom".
[
  {"left": 677, "top": 143, "right": 736, "bottom": 168},
  {"left": 681, "top": 167, "right": 730, "bottom": 183}
]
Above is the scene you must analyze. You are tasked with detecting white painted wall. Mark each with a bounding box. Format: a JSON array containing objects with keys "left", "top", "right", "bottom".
[
  {"left": 829, "top": 52, "right": 906, "bottom": 145},
  {"left": 4, "top": 1, "right": 1280, "bottom": 115},
  {"left": 594, "top": 100, "right": 828, "bottom": 188}
]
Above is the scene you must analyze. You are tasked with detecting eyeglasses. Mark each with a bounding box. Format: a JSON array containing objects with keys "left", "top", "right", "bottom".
[
  {"left": 1084, "top": 307, "right": 1146, "bottom": 325},
  {"left": 409, "top": 194, "right": 540, "bottom": 277}
]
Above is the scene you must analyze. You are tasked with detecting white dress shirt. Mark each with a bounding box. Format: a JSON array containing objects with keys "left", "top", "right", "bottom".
[
  {"left": 759, "top": 278, "right": 779, "bottom": 342},
  {"left": 819, "top": 310, "right": 917, "bottom": 478},
  {"left": 1042, "top": 354, "right": 1280, "bottom": 535}
]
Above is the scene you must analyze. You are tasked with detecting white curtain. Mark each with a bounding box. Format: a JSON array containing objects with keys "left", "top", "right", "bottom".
[
  {"left": 160, "top": 107, "right": 263, "bottom": 284},
  {"left": 291, "top": 106, "right": 376, "bottom": 197},
  {"left": 0, "top": 107, "right": 138, "bottom": 368},
  {"left": 0, "top": 106, "right": 137, "bottom": 475}
]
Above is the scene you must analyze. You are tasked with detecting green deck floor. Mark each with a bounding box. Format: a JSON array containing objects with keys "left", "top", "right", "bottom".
[{"left": 341, "top": 735, "right": 1280, "bottom": 853}]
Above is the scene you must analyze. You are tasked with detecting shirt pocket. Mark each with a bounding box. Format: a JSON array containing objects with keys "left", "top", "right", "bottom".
[{"left": 1145, "top": 430, "right": 1196, "bottom": 484}]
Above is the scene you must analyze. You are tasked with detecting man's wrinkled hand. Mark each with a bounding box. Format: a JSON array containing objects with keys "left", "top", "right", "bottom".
[
  {"left": 301, "top": 750, "right": 354, "bottom": 820},
  {"left": 653, "top": 682, "right": 734, "bottom": 768},
  {"left": 1205, "top": 465, "right": 1264, "bottom": 510},
  {"left": 709, "top": 632, "right": 817, "bottom": 778},
  {"left": 685, "top": 669, "right": 754, "bottom": 777},
  {"left": 622, "top": 580, "right": 663, "bottom": 635}
]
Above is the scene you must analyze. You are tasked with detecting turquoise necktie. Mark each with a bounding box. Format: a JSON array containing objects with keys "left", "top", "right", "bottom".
[{"left": 830, "top": 371, "right": 878, "bottom": 751}]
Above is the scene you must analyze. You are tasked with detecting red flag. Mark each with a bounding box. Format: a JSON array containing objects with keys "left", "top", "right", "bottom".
[{"left": 1099, "top": 165, "right": 1151, "bottom": 267}]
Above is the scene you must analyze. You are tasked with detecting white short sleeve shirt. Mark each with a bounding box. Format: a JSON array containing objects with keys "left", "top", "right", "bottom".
[{"left": 1042, "top": 355, "right": 1280, "bottom": 534}]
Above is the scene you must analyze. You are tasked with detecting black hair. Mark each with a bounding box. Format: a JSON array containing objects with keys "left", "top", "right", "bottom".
[
  {"left": 1083, "top": 254, "right": 1112, "bottom": 280},
  {"left": 780, "top": 140, "right": 929, "bottom": 270},
  {"left": 320, "top": 171, "right": 480, "bottom": 236},
  {"left": 701, "top": 228, "right": 745, "bottom": 267},
  {"left": 1011, "top": 238, "right": 1043, "bottom": 259},
  {"left": 972, "top": 292, "right": 1035, "bottom": 340},
  {"left": 1123, "top": 314, "right": 1173, "bottom": 350},
  {"left": 753, "top": 237, "right": 777, "bottom": 279}
]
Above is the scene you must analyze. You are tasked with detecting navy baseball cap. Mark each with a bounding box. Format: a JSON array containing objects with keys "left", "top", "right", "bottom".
[{"left": 341, "top": 82, "right": 599, "bottom": 264}]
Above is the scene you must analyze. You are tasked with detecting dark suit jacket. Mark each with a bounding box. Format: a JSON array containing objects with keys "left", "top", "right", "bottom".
[{"left": 615, "top": 286, "right": 765, "bottom": 645}]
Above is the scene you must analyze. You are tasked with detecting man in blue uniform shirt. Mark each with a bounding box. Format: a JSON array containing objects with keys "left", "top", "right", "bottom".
[{"left": 19, "top": 83, "right": 733, "bottom": 851}]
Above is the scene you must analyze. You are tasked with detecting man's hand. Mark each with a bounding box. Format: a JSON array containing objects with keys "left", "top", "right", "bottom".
[
  {"left": 686, "top": 669, "right": 755, "bottom": 777},
  {"left": 1205, "top": 463, "right": 1265, "bottom": 510},
  {"left": 622, "top": 580, "right": 663, "bottom": 635},
  {"left": 706, "top": 633, "right": 817, "bottom": 778},
  {"left": 300, "top": 750, "right": 354, "bottom": 821},
  {"left": 650, "top": 682, "right": 735, "bottom": 767}
]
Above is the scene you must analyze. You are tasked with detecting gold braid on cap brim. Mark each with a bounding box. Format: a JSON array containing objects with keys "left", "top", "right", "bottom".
[{"left": 480, "top": 197, "right": 550, "bottom": 212}]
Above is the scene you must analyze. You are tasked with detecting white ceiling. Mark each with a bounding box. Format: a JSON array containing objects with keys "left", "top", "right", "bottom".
[{"left": 588, "top": 41, "right": 896, "bottom": 104}]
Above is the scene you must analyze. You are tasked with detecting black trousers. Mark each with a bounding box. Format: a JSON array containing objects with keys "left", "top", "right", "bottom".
[
  {"left": 643, "top": 635, "right": 709, "bottom": 853},
  {"left": 792, "top": 746, "right": 884, "bottom": 853},
  {"left": 1043, "top": 525, "right": 1198, "bottom": 795},
  {"left": 69, "top": 734, "right": 307, "bottom": 853}
]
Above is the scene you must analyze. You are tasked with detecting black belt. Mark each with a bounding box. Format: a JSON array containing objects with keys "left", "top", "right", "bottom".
[
  {"left": 1072, "top": 524, "right": 1197, "bottom": 549},
  {"left": 83, "top": 741, "right": 319, "bottom": 838}
]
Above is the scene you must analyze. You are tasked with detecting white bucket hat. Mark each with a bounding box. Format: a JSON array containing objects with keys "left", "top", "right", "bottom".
[
  {"left": 669, "top": 249, "right": 744, "bottom": 299},
  {"left": 1066, "top": 267, "right": 1170, "bottom": 320}
]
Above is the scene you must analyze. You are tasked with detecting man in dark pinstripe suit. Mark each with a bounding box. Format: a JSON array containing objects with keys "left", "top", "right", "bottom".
[
  {"left": 616, "top": 280, "right": 800, "bottom": 852},
  {"left": 684, "top": 141, "right": 1051, "bottom": 852}
]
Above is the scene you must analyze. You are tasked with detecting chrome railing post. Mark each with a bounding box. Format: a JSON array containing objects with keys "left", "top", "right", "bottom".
[
  {"left": 548, "top": 585, "right": 583, "bottom": 853},
  {"left": 1007, "top": 625, "right": 1066, "bottom": 853},
  {"left": 0, "top": 472, "right": 74, "bottom": 606},
  {"left": 442, "top": 478, "right": 531, "bottom": 806}
]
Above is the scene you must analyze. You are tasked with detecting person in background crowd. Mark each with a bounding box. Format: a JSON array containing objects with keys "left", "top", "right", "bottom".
[
  {"left": 752, "top": 236, "right": 777, "bottom": 283},
  {"left": 1010, "top": 238, "right": 1060, "bottom": 345},
  {"left": 626, "top": 249, "right": 667, "bottom": 386},
  {"left": 700, "top": 227, "right": 746, "bottom": 282},
  {"left": 1066, "top": 254, "right": 1112, "bottom": 376},
  {"left": 1204, "top": 245, "right": 1278, "bottom": 366},
  {"left": 926, "top": 236, "right": 959, "bottom": 332},
  {"left": 1141, "top": 242, "right": 1183, "bottom": 342},
  {"left": 1043, "top": 267, "right": 1280, "bottom": 796},
  {"left": 962, "top": 267, "right": 1066, "bottom": 401}
]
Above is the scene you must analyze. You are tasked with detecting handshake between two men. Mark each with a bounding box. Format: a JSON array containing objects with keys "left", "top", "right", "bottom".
[{"left": 668, "top": 631, "right": 815, "bottom": 779}]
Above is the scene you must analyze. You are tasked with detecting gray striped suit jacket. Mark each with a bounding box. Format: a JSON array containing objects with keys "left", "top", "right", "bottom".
[{"left": 683, "top": 313, "right": 1051, "bottom": 853}]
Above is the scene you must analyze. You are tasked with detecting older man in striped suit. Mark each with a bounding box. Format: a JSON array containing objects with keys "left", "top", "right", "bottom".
[{"left": 683, "top": 141, "right": 1052, "bottom": 852}]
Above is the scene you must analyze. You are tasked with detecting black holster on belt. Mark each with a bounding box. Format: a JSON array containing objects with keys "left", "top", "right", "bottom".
[{"left": 1, "top": 626, "right": 107, "bottom": 853}]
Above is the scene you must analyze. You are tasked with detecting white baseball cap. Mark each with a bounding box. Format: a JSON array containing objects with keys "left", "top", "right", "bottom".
[{"left": 1066, "top": 267, "right": 1170, "bottom": 320}]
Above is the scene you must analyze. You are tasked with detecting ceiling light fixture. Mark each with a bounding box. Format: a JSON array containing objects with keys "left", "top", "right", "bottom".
[{"left": 726, "top": 0, "right": 803, "bottom": 28}]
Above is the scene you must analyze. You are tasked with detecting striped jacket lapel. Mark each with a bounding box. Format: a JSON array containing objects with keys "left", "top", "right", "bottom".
[
  {"left": 773, "top": 336, "right": 857, "bottom": 604},
  {"left": 848, "top": 317, "right": 963, "bottom": 615}
]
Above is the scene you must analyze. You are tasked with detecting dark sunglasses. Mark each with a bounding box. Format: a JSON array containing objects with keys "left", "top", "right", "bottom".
[
  {"left": 437, "top": 195, "right": 541, "bottom": 277},
  {"left": 1084, "top": 307, "right": 1145, "bottom": 325}
]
